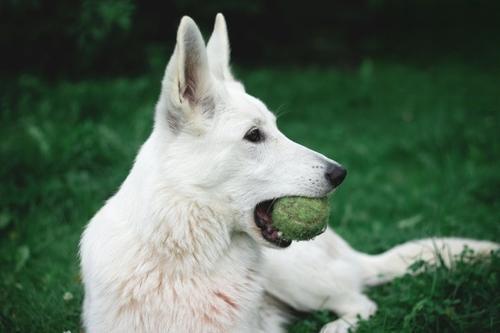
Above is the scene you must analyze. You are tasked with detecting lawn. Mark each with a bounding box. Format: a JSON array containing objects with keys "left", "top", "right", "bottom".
[{"left": 1, "top": 61, "right": 499, "bottom": 332}]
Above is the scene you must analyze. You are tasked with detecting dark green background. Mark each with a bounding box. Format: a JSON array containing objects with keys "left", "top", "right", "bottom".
[
  {"left": 2, "top": 0, "right": 500, "bottom": 77},
  {"left": 1, "top": 1, "right": 499, "bottom": 332}
]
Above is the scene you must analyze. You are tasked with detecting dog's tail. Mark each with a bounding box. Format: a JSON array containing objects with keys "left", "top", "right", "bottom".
[{"left": 356, "top": 237, "right": 498, "bottom": 286}]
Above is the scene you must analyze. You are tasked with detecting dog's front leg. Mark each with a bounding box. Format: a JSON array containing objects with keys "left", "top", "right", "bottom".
[
  {"left": 263, "top": 229, "right": 379, "bottom": 332},
  {"left": 319, "top": 292, "right": 377, "bottom": 333}
]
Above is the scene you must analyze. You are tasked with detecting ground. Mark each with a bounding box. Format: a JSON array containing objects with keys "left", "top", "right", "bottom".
[{"left": 0, "top": 61, "right": 499, "bottom": 332}]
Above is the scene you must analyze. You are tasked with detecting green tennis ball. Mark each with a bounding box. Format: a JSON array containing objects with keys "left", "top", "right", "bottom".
[{"left": 272, "top": 196, "right": 329, "bottom": 240}]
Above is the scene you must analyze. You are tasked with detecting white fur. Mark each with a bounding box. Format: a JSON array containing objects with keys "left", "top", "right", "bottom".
[{"left": 80, "top": 14, "right": 499, "bottom": 333}]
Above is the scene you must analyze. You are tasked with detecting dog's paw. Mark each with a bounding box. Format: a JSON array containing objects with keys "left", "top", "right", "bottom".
[{"left": 320, "top": 320, "right": 352, "bottom": 333}]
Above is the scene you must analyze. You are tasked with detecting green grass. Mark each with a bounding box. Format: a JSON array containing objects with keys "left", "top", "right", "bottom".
[{"left": 1, "top": 61, "right": 499, "bottom": 332}]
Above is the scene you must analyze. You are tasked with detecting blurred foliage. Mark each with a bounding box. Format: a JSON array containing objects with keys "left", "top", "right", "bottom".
[
  {"left": 0, "top": 0, "right": 136, "bottom": 77},
  {"left": 77, "top": 0, "right": 135, "bottom": 65},
  {"left": 1, "top": 0, "right": 499, "bottom": 78}
]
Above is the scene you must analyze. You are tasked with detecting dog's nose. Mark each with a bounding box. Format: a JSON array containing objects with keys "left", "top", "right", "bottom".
[{"left": 325, "top": 164, "right": 347, "bottom": 188}]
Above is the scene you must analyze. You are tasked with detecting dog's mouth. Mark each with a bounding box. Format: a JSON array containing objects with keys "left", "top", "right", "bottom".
[{"left": 254, "top": 200, "right": 292, "bottom": 248}]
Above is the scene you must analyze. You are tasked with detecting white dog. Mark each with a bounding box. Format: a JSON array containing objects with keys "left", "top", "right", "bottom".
[{"left": 80, "top": 14, "right": 498, "bottom": 333}]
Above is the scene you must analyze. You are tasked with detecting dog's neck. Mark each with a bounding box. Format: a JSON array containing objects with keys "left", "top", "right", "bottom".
[
  {"left": 117, "top": 134, "right": 261, "bottom": 279},
  {"left": 145, "top": 193, "right": 242, "bottom": 276}
]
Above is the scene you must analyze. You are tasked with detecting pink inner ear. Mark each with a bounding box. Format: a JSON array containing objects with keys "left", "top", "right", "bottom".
[
  {"left": 182, "top": 64, "right": 198, "bottom": 104},
  {"left": 183, "top": 77, "right": 196, "bottom": 104}
]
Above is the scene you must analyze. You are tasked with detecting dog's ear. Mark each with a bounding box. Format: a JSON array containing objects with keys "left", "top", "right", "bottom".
[
  {"left": 157, "top": 16, "right": 214, "bottom": 132},
  {"left": 207, "top": 13, "right": 234, "bottom": 81}
]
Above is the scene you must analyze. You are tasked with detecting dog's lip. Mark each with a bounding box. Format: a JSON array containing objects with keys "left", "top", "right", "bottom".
[{"left": 254, "top": 199, "right": 292, "bottom": 248}]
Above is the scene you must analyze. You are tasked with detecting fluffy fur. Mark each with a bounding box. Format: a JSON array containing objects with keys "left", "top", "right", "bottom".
[{"left": 80, "top": 14, "right": 498, "bottom": 333}]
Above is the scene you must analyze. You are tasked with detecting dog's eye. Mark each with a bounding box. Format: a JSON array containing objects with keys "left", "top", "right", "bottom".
[{"left": 244, "top": 127, "right": 264, "bottom": 143}]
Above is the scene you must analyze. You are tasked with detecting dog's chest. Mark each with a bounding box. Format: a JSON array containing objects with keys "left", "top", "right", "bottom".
[
  {"left": 113, "top": 237, "right": 264, "bottom": 332},
  {"left": 173, "top": 267, "right": 263, "bottom": 331}
]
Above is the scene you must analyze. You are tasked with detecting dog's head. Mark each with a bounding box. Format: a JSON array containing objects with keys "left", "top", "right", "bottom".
[{"left": 153, "top": 15, "right": 346, "bottom": 248}]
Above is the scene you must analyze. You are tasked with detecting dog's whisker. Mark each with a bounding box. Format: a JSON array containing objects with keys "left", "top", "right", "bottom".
[{"left": 274, "top": 104, "right": 291, "bottom": 119}]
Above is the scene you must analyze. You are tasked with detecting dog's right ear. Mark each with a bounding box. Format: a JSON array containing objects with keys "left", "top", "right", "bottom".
[
  {"left": 207, "top": 13, "right": 234, "bottom": 81},
  {"left": 157, "top": 16, "right": 214, "bottom": 133}
]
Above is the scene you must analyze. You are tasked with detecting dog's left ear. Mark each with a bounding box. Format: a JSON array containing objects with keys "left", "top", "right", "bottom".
[
  {"left": 157, "top": 16, "right": 214, "bottom": 133},
  {"left": 207, "top": 13, "right": 234, "bottom": 81}
]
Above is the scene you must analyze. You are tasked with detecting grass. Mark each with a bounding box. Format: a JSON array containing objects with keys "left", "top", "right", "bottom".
[{"left": 1, "top": 60, "right": 499, "bottom": 332}]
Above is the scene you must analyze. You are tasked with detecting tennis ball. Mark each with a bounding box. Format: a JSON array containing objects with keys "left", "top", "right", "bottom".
[{"left": 272, "top": 196, "right": 329, "bottom": 240}]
